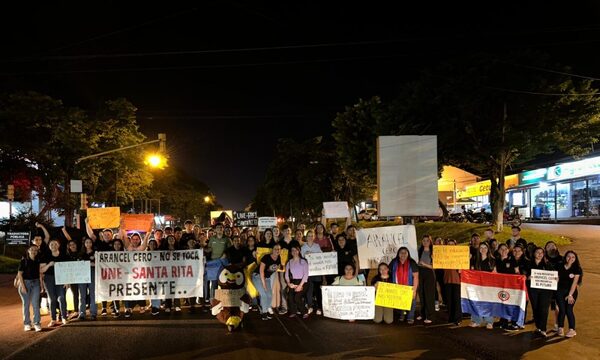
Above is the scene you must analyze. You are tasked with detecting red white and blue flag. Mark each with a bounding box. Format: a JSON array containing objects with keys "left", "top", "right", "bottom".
[{"left": 461, "top": 270, "right": 527, "bottom": 326}]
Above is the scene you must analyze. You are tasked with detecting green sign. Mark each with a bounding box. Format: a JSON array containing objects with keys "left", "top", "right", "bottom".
[{"left": 519, "top": 168, "right": 547, "bottom": 185}]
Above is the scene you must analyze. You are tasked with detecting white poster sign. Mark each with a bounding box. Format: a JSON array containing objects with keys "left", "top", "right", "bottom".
[
  {"left": 530, "top": 269, "right": 558, "bottom": 290},
  {"left": 55, "top": 261, "right": 91, "bottom": 285},
  {"left": 258, "top": 217, "right": 277, "bottom": 231},
  {"left": 95, "top": 250, "right": 204, "bottom": 301},
  {"left": 305, "top": 252, "right": 338, "bottom": 276},
  {"left": 322, "top": 286, "right": 375, "bottom": 320},
  {"left": 356, "top": 225, "right": 418, "bottom": 269},
  {"left": 323, "top": 201, "right": 350, "bottom": 219}
]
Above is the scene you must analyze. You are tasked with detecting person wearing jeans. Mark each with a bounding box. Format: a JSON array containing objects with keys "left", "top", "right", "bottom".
[
  {"left": 16, "top": 246, "right": 43, "bottom": 332},
  {"left": 40, "top": 239, "right": 69, "bottom": 327},
  {"left": 254, "top": 244, "right": 281, "bottom": 320},
  {"left": 78, "top": 238, "right": 98, "bottom": 320}
]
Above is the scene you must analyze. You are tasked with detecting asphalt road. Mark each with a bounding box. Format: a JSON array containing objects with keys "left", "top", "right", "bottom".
[{"left": 3, "top": 223, "right": 600, "bottom": 360}]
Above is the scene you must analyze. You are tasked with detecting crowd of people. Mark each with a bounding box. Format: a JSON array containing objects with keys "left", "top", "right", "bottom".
[{"left": 15, "top": 220, "right": 582, "bottom": 340}]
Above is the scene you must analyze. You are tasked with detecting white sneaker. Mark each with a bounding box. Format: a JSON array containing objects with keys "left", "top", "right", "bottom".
[
  {"left": 316, "top": 309, "right": 322, "bottom": 316},
  {"left": 24, "top": 325, "right": 32, "bottom": 331},
  {"left": 486, "top": 323, "right": 494, "bottom": 330},
  {"left": 48, "top": 320, "right": 56, "bottom": 327},
  {"left": 307, "top": 307, "right": 314, "bottom": 315},
  {"left": 469, "top": 322, "right": 479, "bottom": 328},
  {"left": 267, "top": 307, "right": 274, "bottom": 315},
  {"left": 566, "top": 329, "right": 577, "bottom": 338},
  {"left": 175, "top": 307, "right": 181, "bottom": 312},
  {"left": 34, "top": 324, "right": 42, "bottom": 332},
  {"left": 165, "top": 308, "right": 171, "bottom": 313},
  {"left": 61, "top": 318, "right": 68, "bottom": 325}
]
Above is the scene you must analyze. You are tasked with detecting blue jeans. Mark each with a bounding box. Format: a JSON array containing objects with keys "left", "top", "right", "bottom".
[
  {"left": 253, "top": 273, "right": 272, "bottom": 314},
  {"left": 18, "top": 279, "right": 41, "bottom": 325},
  {"left": 44, "top": 274, "right": 67, "bottom": 320},
  {"left": 151, "top": 299, "right": 161, "bottom": 308},
  {"left": 472, "top": 315, "right": 494, "bottom": 325},
  {"left": 400, "top": 298, "right": 417, "bottom": 321},
  {"left": 78, "top": 268, "right": 97, "bottom": 317}
]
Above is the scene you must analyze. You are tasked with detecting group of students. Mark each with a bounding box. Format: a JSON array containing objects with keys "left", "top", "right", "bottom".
[
  {"left": 462, "top": 226, "right": 583, "bottom": 338},
  {"left": 15, "top": 220, "right": 582, "bottom": 340}
]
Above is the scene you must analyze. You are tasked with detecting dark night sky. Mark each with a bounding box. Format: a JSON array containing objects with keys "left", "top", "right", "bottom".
[{"left": 3, "top": 1, "right": 600, "bottom": 209}]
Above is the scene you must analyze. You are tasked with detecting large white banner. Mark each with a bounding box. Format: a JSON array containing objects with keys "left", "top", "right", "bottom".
[
  {"left": 377, "top": 135, "right": 438, "bottom": 216},
  {"left": 356, "top": 225, "right": 418, "bottom": 269},
  {"left": 95, "top": 250, "right": 204, "bottom": 301},
  {"left": 305, "top": 252, "right": 338, "bottom": 276},
  {"left": 55, "top": 261, "right": 91, "bottom": 285},
  {"left": 321, "top": 286, "right": 375, "bottom": 320}
]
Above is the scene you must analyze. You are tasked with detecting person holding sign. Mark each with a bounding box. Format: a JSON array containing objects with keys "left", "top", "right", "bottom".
[
  {"left": 16, "top": 246, "right": 43, "bottom": 332},
  {"left": 301, "top": 230, "right": 324, "bottom": 316},
  {"left": 469, "top": 242, "right": 496, "bottom": 329},
  {"left": 556, "top": 251, "right": 583, "bottom": 338},
  {"left": 389, "top": 247, "right": 419, "bottom": 324},
  {"left": 332, "top": 263, "right": 365, "bottom": 322},
  {"left": 442, "top": 240, "right": 462, "bottom": 326},
  {"left": 78, "top": 238, "right": 97, "bottom": 320},
  {"left": 40, "top": 239, "right": 69, "bottom": 327},
  {"left": 252, "top": 244, "right": 282, "bottom": 320},
  {"left": 335, "top": 234, "right": 359, "bottom": 276},
  {"left": 371, "top": 263, "right": 394, "bottom": 324},
  {"left": 284, "top": 245, "right": 309, "bottom": 319},
  {"left": 528, "top": 247, "right": 554, "bottom": 337}
]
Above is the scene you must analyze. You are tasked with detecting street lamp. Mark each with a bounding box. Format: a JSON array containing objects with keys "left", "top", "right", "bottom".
[
  {"left": 145, "top": 153, "right": 167, "bottom": 169},
  {"left": 204, "top": 196, "right": 211, "bottom": 204}
]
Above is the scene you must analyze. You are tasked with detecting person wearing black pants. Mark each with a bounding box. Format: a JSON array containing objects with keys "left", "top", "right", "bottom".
[
  {"left": 528, "top": 247, "right": 553, "bottom": 337},
  {"left": 417, "top": 235, "right": 436, "bottom": 324},
  {"left": 285, "top": 246, "right": 309, "bottom": 318},
  {"left": 556, "top": 251, "right": 582, "bottom": 338},
  {"left": 443, "top": 240, "right": 461, "bottom": 325}
]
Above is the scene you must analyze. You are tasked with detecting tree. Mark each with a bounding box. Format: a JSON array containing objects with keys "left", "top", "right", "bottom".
[
  {"left": 333, "top": 52, "right": 600, "bottom": 230},
  {"left": 0, "top": 92, "right": 155, "bottom": 224}
]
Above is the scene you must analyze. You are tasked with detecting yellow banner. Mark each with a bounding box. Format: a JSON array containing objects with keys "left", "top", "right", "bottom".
[
  {"left": 87, "top": 207, "right": 121, "bottom": 229},
  {"left": 374, "top": 282, "right": 413, "bottom": 310},
  {"left": 280, "top": 249, "right": 289, "bottom": 266},
  {"left": 256, "top": 247, "right": 272, "bottom": 263},
  {"left": 432, "top": 245, "right": 470, "bottom": 269}
]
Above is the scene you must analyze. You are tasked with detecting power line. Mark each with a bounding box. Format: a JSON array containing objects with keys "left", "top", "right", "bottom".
[
  {"left": 486, "top": 86, "right": 600, "bottom": 96},
  {"left": 0, "top": 53, "right": 409, "bottom": 76},
  {"left": 500, "top": 61, "right": 600, "bottom": 82}
]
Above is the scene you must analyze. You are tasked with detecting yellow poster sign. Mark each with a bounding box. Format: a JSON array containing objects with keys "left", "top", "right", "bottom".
[
  {"left": 87, "top": 207, "right": 121, "bottom": 229},
  {"left": 457, "top": 174, "right": 519, "bottom": 199},
  {"left": 244, "top": 263, "right": 259, "bottom": 298},
  {"left": 374, "top": 282, "right": 413, "bottom": 310},
  {"left": 432, "top": 245, "right": 470, "bottom": 269},
  {"left": 256, "top": 247, "right": 273, "bottom": 263}
]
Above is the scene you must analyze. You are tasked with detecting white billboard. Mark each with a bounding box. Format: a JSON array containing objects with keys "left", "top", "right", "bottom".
[{"left": 377, "top": 135, "right": 438, "bottom": 216}]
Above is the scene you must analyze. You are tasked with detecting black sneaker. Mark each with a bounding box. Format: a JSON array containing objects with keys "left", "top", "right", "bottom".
[
  {"left": 101, "top": 308, "right": 107, "bottom": 316},
  {"left": 261, "top": 314, "right": 269, "bottom": 321},
  {"left": 278, "top": 308, "right": 288, "bottom": 315},
  {"left": 266, "top": 313, "right": 273, "bottom": 320},
  {"left": 112, "top": 311, "right": 120, "bottom": 318},
  {"left": 125, "top": 309, "right": 132, "bottom": 318},
  {"left": 505, "top": 324, "right": 520, "bottom": 332},
  {"left": 151, "top": 307, "right": 159, "bottom": 316}
]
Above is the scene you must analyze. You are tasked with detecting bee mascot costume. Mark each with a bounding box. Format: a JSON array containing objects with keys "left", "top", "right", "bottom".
[{"left": 211, "top": 264, "right": 252, "bottom": 331}]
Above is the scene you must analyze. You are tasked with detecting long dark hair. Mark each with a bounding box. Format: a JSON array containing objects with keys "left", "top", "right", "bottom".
[
  {"left": 394, "top": 246, "right": 412, "bottom": 263},
  {"left": 475, "top": 241, "right": 495, "bottom": 271},
  {"left": 563, "top": 250, "right": 583, "bottom": 285},
  {"left": 262, "top": 229, "right": 274, "bottom": 244}
]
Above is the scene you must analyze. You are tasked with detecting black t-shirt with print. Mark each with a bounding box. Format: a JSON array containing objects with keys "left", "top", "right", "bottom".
[
  {"left": 557, "top": 264, "right": 582, "bottom": 291},
  {"left": 41, "top": 252, "right": 68, "bottom": 276},
  {"left": 259, "top": 254, "right": 281, "bottom": 278}
]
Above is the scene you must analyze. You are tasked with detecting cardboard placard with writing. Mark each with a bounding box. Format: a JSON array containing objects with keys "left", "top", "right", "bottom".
[
  {"left": 530, "top": 269, "right": 558, "bottom": 290},
  {"left": 374, "top": 281, "right": 413, "bottom": 310},
  {"left": 305, "top": 252, "right": 338, "bottom": 276},
  {"left": 214, "top": 288, "right": 247, "bottom": 307},
  {"left": 122, "top": 214, "right": 154, "bottom": 232},
  {"left": 55, "top": 261, "right": 91, "bottom": 285},
  {"left": 432, "top": 245, "right": 470, "bottom": 269},
  {"left": 87, "top": 207, "right": 121, "bottom": 229}
]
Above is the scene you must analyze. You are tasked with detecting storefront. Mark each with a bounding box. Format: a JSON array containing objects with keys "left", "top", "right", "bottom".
[
  {"left": 507, "top": 155, "right": 600, "bottom": 220},
  {"left": 456, "top": 175, "right": 519, "bottom": 210}
]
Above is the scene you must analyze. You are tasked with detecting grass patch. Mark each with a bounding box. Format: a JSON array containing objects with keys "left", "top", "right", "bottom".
[
  {"left": 0, "top": 255, "right": 20, "bottom": 274},
  {"left": 357, "top": 221, "right": 570, "bottom": 247}
]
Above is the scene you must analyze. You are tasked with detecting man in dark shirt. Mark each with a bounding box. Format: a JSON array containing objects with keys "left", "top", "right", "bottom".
[{"left": 179, "top": 220, "right": 197, "bottom": 248}]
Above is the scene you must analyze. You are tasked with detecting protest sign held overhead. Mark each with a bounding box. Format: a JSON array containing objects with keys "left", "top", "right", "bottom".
[
  {"left": 87, "top": 207, "right": 121, "bottom": 229},
  {"left": 95, "top": 249, "right": 204, "bottom": 301},
  {"left": 210, "top": 210, "right": 234, "bottom": 227},
  {"left": 305, "top": 252, "right": 338, "bottom": 276},
  {"left": 322, "top": 286, "right": 375, "bottom": 320},
  {"left": 55, "top": 261, "right": 91, "bottom": 285},
  {"left": 122, "top": 214, "right": 154, "bottom": 233},
  {"left": 323, "top": 201, "right": 350, "bottom": 219},
  {"left": 356, "top": 225, "right": 418, "bottom": 269},
  {"left": 432, "top": 245, "right": 470, "bottom": 269},
  {"left": 258, "top": 217, "right": 277, "bottom": 231},
  {"left": 233, "top": 211, "right": 258, "bottom": 227}
]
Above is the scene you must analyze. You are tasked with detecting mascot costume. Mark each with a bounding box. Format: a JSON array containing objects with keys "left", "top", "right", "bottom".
[{"left": 211, "top": 264, "right": 252, "bottom": 332}]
